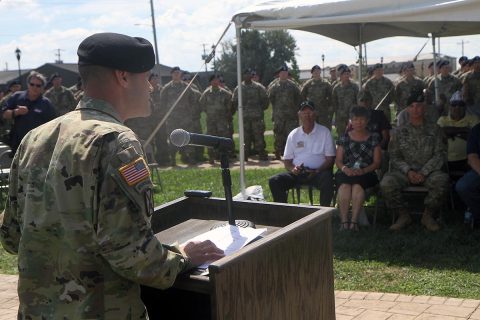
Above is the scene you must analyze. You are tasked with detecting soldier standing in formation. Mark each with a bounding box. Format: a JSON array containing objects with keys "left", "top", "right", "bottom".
[
  {"left": 159, "top": 66, "right": 198, "bottom": 165},
  {"left": 183, "top": 72, "right": 204, "bottom": 162},
  {"left": 268, "top": 65, "right": 301, "bottom": 159},
  {"left": 301, "top": 65, "right": 333, "bottom": 129},
  {"left": 44, "top": 73, "right": 76, "bottom": 116},
  {"left": 363, "top": 63, "right": 394, "bottom": 122},
  {"left": 427, "top": 60, "right": 462, "bottom": 115},
  {"left": 394, "top": 62, "right": 425, "bottom": 115},
  {"left": 232, "top": 68, "right": 269, "bottom": 161},
  {"left": 331, "top": 64, "right": 359, "bottom": 137},
  {"left": 453, "top": 56, "right": 469, "bottom": 77},
  {"left": 380, "top": 89, "right": 448, "bottom": 232},
  {"left": 200, "top": 74, "right": 234, "bottom": 164},
  {"left": 328, "top": 67, "right": 338, "bottom": 87},
  {"left": 462, "top": 56, "right": 480, "bottom": 117}
]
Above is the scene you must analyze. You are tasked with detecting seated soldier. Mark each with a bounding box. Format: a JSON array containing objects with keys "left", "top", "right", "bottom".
[
  {"left": 380, "top": 88, "right": 449, "bottom": 232},
  {"left": 268, "top": 101, "right": 335, "bottom": 206},
  {"left": 437, "top": 91, "right": 479, "bottom": 173},
  {"left": 456, "top": 123, "right": 480, "bottom": 226}
]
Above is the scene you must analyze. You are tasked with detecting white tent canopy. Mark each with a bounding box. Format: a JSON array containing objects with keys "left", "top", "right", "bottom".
[
  {"left": 232, "top": 0, "right": 480, "bottom": 194},
  {"left": 233, "top": 0, "right": 480, "bottom": 46}
]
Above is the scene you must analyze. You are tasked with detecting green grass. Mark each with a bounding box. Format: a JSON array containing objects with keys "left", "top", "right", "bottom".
[{"left": 2, "top": 167, "right": 480, "bottom": 300}]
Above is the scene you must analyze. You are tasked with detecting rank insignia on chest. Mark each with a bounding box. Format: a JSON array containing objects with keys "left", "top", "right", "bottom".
[
  {"left": 296, "top": 141, "right": 305, "bottom": 148},
  {"left": 119, "top": 158, "right": 150, "bottom": 186}
]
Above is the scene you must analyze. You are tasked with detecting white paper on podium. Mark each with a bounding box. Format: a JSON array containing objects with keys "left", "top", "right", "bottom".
[{"left": 182, "top": 224, "right": 267, "bottom": 270}]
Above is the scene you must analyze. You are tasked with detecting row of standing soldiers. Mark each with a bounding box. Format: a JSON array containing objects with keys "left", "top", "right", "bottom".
[{"left": 125, "top": 56, "right": 480, "bottom": 166}]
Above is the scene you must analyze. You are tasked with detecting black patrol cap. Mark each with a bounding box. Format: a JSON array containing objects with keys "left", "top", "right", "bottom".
[
  {"left": 49, "top": 73, "right": 61, "bottom": 82},
  {"left": 299, "top": 100, "right": 315, "bottom": 111},
  {"left": 171, "top": 66, "right": 181, "bottom": 73},
  {"left": 277, "top": 65, "right": 288, "bottom": 73},
  {"left": 311, "top": 65, "right": 321, "bottom": 73},
  {"left": 77, "top": 32, "right": 155, "bottom": 73},
  {"left": 407, "top": 88, "right": 426, "bottom": 106},
  {"left": 372, "top": 63, "right": 383, "bottom": 70},
  {"left": 337, "top": 64, "right": 350, "bottom": 74},
  {"left": 437, "top": 60, "right": 450, "bottom": 68},
  {"left": 459, "top": 56, "right": 469, "bottom": 65}
]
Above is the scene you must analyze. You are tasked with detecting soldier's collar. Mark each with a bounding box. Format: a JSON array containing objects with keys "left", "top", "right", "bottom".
[{"left": 76, "top": 96, "right": 124, "bottom": 123}]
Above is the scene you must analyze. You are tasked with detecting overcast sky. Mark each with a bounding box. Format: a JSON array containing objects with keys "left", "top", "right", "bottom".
[{"left": 1, "top": 0, "right": 480, "bottom": 74}]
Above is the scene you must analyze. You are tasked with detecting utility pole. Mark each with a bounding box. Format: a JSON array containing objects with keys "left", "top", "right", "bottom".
[
  {"left": 457, "top": 39, "right": 469, "bottom": 56},
  {"left": 149, "top": 0, "right": 160, "bottom": 65},
  {"left": 54, "top": 48, "right": 64, "bottom": 63},
  {"left": 201, "top": 44, "right": 208, "bottom": 72}
]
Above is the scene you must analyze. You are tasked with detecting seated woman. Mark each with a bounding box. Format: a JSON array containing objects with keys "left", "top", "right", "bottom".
[{"left": 335, "top": 106, "right": 382, "bottom": 231}]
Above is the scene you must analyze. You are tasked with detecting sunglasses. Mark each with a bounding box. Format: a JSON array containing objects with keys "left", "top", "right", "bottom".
[{"left": 29, "top": 83, "right": 42, "bottom": 88}]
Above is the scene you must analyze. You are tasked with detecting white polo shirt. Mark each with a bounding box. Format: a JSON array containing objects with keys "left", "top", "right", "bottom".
[{"left": 283, "top": 123, "right": 335, "bottom": 169}]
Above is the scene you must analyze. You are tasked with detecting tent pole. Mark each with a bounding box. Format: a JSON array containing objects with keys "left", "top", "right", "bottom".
[
  {"left": 235, "top": 25, "right": 246, "bottom": 197},
  {"left": 432, "top": 35, "right": 440, "bottom": 105},
  {"left": 358, "top": 24, "right": 364, "bottom": 87}
]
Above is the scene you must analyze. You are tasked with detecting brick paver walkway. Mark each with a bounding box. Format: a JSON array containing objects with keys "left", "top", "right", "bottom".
[{"left": 1, "top": 274, "right": 479, "bottom": 319}]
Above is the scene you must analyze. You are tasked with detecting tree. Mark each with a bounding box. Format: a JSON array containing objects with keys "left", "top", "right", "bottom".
[{"left": 216, "top": 30, "right": 299, "bottom": 88}]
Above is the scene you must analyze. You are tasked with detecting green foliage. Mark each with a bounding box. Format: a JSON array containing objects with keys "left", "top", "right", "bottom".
[{"left": 217, "top": 30, "right": 299, "bottom": 88}]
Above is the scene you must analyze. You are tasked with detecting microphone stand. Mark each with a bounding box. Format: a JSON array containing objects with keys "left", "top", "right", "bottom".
[{"left": 220, "top": 152, "right": 235, "bottom": 225}]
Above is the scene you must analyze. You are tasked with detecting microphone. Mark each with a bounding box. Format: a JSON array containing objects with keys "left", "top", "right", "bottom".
[{"left": 170, "top": 129, "right": 234, "bottom": 151}]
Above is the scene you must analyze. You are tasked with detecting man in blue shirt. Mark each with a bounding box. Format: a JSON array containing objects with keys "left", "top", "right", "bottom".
[
  {"left": 2, "top": 71, "right": 56, "bottom": 153},
  {"left": 456, "top": 123, "right": 480, "bottom": 226}
]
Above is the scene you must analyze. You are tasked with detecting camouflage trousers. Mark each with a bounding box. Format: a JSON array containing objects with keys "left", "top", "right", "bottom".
[
  {"left": 335, "top": 116, "right": 349, "bottom": 137},
  {"left": 244, "top": 117, "right": 266, "bottom": 157},
  {"left": 166, "top": 120, "right": 195, "bottom": 164},
  {"left": 380, "top": 170, "right": 449, "bottom": 210},
  {"left": 273, "top": 118, "right": 299, "bottom": 155},
  {"left": 206, "top": 118, "right": 235, "bottom": 159}
]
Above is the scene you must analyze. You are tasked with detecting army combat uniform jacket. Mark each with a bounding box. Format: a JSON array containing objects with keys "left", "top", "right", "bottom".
[{"left": 0, "top": 97, "right": 189, "bottom": 319}]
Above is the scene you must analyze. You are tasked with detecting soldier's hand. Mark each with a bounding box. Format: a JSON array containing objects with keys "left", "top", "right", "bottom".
[
  {"left": 181, "top": 240, "right": 224, "bottom": 267},
  {"left": 407, "top": 170, "right": 423, "bottom": 184},
  {"left": 16, "top": 106, "right": 29, "bottom": 115}
]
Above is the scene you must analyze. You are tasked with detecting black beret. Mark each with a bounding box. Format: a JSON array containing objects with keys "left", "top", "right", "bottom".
[
  {"left": 372, "top": 63, "right": 383, "bottom": 70},
  {"left": 472, "top": 56, "right": 480, "bottom": 63},
  {"left": 77, "top": 32, "right": 155, "bottom": 73},
  {"left": 171, "top": 66, "right": 181, "bottom": 73},
  {"left": 311, "top": 65, "right": 321, "bottom": 73},
  {"left": 459, "top": 56, "right": 468, "bottom": 64},
  {"left": 437, "top": 60, "right": 450, "bottom": 68},
  {"left": 299, "top": 100, "right": 315, "bottom": 111},
  {"left": 337, "top": 64, "right": 350, "bottom": 74},
  {"left": 407, "top": 88, "right": 426, "bottom": 106}
]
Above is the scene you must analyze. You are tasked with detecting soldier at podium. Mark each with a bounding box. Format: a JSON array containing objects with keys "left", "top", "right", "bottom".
[{"left": 0, "top": 32, "right": 224, "bottom": 319}]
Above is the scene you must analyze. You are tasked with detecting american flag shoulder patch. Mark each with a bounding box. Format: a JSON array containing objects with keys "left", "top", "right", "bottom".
[{"left": 119, "top": 158, "right": 150, "bottom": 186}]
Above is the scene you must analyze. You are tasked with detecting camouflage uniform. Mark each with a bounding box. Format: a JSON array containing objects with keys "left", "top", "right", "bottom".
[
  {"left": 300, "top": 78, "right": 333, "bottom": 129},
  {"left": 394, "top": 76, "right": 425, "bottom": 113},
  {"left": 200, "top": 85, "right": 234, "bottom": 161},
  {"left": 159, "top": 81, "right": 198, "bottom": 165},
  {"left": 232, "top": 81, "right": 269, "bottom": 159},
  {"left": 363, "top": 76, "right": 394, "bottom": 122},
  {"left": 462, "top": 71, "right": 480, "bottom": 116},
  {"left": 380, "top": 122, "right": 449, "bottom": 210},
  {"left": 267, "top": 79, "right": 301, "bottom": 156},
  {"left": 149, "top": 84, "right": 170, "bottom": 165},
  {"left": 427, "top": 74, "right": 462, "bottom": 115},
  {"left": 331, "top": 81, "right": 359, "bottom": 136},
  {"left": 0, "top": 97, "right": 189, "bottom": 319},
  {"left": 44, "top": 85, "right": 76, "bottom": 116},
  {"left": 188, "top": 82, "right": 204, "bottom": 162}
]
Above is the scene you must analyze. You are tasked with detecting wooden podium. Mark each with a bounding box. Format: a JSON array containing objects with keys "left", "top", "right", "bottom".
[{"left": 141, "top": 197, "right": 336, "bottom": 320}]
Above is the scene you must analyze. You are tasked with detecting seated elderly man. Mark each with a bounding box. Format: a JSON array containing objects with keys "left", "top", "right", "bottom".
[
  {"left": 380, "top": 88, "right": 449, "bottom": 231},
  {"left": 456, "top": 123, "right": 480, "bottom": 227},
  {"left": 269, "top": 100, "right": 335, "bottom": 206}
]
